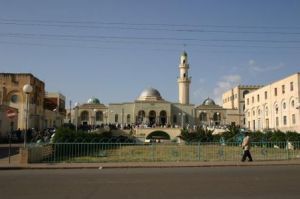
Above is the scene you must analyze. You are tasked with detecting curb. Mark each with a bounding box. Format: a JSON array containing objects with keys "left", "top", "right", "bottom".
[{"left": 1, "top": 161, "right": 300, "bottom": 170}]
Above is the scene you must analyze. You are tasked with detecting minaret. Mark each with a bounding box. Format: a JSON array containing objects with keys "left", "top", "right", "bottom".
[{"left": 177, "top": 51, "right": 191, "bottom": 104}]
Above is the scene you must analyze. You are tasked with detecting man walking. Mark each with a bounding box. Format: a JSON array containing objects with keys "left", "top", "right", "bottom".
[{"left": 241, "top": 131, "right": 253, "bottom": 162}]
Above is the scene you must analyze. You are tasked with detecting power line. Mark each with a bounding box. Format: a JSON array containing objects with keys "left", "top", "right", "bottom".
[
  {"left": 1, "top": 21, "right": 300, "bottom": 35},
  {"left": 1, "top": 18, "right": 300, "bottom": 30},
  {"left": 1, "top": 32, "right": 300, "bottom": 44}
]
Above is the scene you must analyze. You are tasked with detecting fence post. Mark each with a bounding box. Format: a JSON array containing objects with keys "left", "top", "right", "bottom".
[{"left": 198, "top": 142, "right": 201, "bottom": 161}]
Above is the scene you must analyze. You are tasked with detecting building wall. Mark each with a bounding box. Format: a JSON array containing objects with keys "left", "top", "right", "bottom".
[
  {"left": 245, "top": 73, "right": 300, "bottom": 132},
  {"left": 222, "top": 85, "right": 262, "bottom": 127},
  {"left": 0, "top": 73, "right": 45, "bottom": 130}
]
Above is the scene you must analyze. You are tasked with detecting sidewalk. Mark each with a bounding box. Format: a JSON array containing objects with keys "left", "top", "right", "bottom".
[{"left": 1, "top": 159, "right": 300, "bottom": 170}]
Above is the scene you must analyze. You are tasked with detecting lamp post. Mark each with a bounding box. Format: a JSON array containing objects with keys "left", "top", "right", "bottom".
[
  {"left": 23, "top": 84, "right": 33, "bottom": 148},
  {"left": 74, "top": 102, "right": 80, "bottom": 132}
]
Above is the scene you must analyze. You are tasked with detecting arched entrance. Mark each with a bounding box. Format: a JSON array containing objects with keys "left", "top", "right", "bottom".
[
  {"left": 159, "top": 110, "right": 167, "bottom": 126},
  {"left": 137, "top": 110, "right": 145, "bottom": 124},
  {"left": 199, "top": 112, "right": 207, "bottom": 124},
  {"left": 148, "top": 110, "right": 156, "bottom": 127},
  {"left": 146, "top": 130, "right": 171, "bottom": 142},
  {"left": 213, "top": 112, "right": 221, "bottom": 125},
  {"left": 80, "top": 111, "right": 89, "bottom": 122}
]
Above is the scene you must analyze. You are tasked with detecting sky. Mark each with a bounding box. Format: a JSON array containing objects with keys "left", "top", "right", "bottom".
[{"left": 0, "top": 0, "right": 299, "bottom": 107}]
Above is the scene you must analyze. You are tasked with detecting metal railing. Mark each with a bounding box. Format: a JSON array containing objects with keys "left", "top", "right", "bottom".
[{"left": 26, "top": 141, "right": 300, "bottom": 163}]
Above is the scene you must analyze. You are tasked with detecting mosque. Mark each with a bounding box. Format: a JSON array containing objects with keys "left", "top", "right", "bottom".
[{"left": 69, "top": 51, "right": 240, "bottom": 138}]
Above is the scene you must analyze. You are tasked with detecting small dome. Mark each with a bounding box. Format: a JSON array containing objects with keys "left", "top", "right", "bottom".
[
  {"left": 138, "top": 88, "right": 163, "bottom": 101},
  {"left": 87, "top": 97, "right": 100, "bottom": 104},
  {"left": 202, "top": 97, "right": 216, "bottom": 106}
]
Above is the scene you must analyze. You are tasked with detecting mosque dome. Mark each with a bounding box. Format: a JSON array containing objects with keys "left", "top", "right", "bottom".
[
  {"left": 87, "top": 97, "right": 100, "bottom": 104},
  {"left": 202, "top": 97, "right": 216, "bottom": 106},
  {"left": 137, "top": 88, "right": 163, "bottom": 101}
]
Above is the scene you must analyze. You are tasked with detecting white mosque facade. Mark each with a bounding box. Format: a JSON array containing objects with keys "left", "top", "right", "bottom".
[{"left": 68, "top": 52, "right": 241, "bottom": 131}]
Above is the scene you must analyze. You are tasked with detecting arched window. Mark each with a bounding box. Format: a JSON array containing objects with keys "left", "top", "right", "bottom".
[
  {"left": 199, "top": 112, "right": 207, "bottom": 122},
  {"left": 275, "top": 104, "right": 279, "bottom": 114},
  {"left": 115, "top": 114, "right": 118, "bottom": 123},
  {"left": 137, "top": 110, "right": 145, "bottom": 124},
  {"left": 149, "top": 110, "right": 156, "bottom": 126},
  {"left": 265, "top": 106, "right": 269, "bottom": 117},
  {"left": 159, "top": 110, "right": 167, "bottom": 125},
  {"left": 291, "top": 100, "right": 295, "bottom": 107},
  {"left": 81, "top": 111, "right": 89, "bottom": 121},
  {"left": 96, "top": 111, "right": 103, "bottom": 121},
  {"left": 127, "top": 114, "right": 131, "bottom": 124},
  {"left": 283, "top": 102, "right": 286, "bottom": 109}
]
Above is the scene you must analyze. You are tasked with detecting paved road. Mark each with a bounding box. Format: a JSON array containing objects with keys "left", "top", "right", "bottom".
[{"left": 0, "top": 166, "right": 299, "bottom": 199}]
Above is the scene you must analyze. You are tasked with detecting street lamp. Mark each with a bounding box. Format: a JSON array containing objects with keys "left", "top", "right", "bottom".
[
  {"left": 74, "top": 102, "right": 80, "bottom": 132},
  {"left": 23, "top": 84, "right": 33, "bottom": 148}
]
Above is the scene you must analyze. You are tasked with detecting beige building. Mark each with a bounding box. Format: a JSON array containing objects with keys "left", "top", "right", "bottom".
[
  {"left": 0, "top": 73, "right": 45, "bottom": 130},
  {"left": 222, "top": 85, "right": 262, "bottom": 126},
  {"left": 0, "top": 73, "right": 66, "bottom": 136},
  {"left": 245, "top": 73, "right": 300, "bottom": 132}
]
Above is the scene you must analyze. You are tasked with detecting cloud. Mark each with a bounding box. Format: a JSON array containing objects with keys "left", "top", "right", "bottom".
[
  {"left": 248, "top": 59, "right": 284, "bottom": 72},
  {"left": 213, "top": 75, "right": 241, "bottom": 104}
]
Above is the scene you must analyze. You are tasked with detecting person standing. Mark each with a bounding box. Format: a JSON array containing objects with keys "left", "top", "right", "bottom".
[{"left": 241, "top": 131, "right": 253, "bottom": 162}]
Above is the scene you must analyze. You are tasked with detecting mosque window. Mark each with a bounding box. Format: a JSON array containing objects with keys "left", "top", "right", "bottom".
[
  {"left": 183, "top": 73, "right": 186, "bottom": 78},
  {"left": 282, "top": 85, "right": 285, "bottom": 94},
  {"left": 274, "top": 88, "right": 277, "bottom": 96},
  {"left": 127, "top": 114, "right": 131, "bottom": 124},
  {"left": 173, "top": 115, "right": 177, "bottom": 123},
  {"left": 283, "top": 102, "right": 286, "bottom": 109},
  {"left": 115, "top": 114, "right": 118, "bottom": 123},
  {"left": 291, "top": 100, "right": 295, "bottom": 107},
  {"left": 96, "top": 111, "right": 103, "bottom": 121}
]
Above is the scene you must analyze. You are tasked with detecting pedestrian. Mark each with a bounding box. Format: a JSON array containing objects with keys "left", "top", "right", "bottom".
[{"left": 241, "top": 131, "right": 253, "bottom": 162}]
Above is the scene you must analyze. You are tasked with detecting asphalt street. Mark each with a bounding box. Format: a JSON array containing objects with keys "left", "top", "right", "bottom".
[{"left": 0, "top": 166, "right": 299, "bottom": 199}]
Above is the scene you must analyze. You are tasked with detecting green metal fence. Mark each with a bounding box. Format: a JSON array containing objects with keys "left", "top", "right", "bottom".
[{"left": 27, "top": 141, "right": 300, "bottom": 163}]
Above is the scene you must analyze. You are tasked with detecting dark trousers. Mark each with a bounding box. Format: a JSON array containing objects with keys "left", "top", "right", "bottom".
[{"left": 242, "top": 150, "right": 253, "bottom": 162}]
